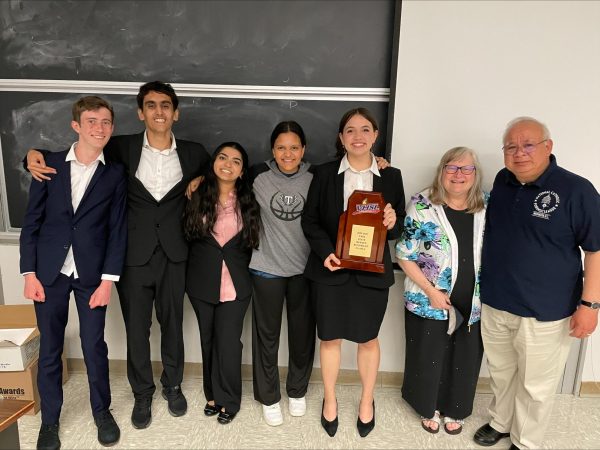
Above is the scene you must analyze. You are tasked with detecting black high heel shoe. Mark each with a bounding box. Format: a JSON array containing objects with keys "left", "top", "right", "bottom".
[
  {"left": 320, "top": 399, "right": 338, "bottom": 437},
  {"left": 203, "top": 402, "right": 220, "bottom": 417},
  {"left": 357, "top": 400, "right": 375, "bottom": 437}
]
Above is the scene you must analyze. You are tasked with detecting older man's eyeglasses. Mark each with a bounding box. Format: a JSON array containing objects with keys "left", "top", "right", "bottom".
[
  {"left": 502, "top": 139, "right": 547, "bottom": 155},
  {"left": 444, "top": 165, "right": 476, "bottom": 175}
]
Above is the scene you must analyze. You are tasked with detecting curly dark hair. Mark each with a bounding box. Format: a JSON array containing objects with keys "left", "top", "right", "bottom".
[{"left": 183, "top": 142, "right": 261, "bottom": 249}]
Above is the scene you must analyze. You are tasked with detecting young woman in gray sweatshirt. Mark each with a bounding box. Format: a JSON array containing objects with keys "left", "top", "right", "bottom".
[{"left": 249, "top": 121, "right": 315, "bottom": 427}]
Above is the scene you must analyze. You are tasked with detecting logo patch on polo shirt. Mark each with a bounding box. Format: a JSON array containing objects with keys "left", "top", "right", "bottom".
[{"left": 532, "top": 190, "right": 560, "bottom": 220}]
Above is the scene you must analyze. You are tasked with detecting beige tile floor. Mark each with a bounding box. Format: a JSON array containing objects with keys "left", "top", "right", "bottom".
[{"left": 17, "top": 373, "right": 600, "bottom": 449}]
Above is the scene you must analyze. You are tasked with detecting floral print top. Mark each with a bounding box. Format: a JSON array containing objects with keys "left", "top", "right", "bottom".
[{"left": 395, "top": 189, "right": 488, "bottom": 325}]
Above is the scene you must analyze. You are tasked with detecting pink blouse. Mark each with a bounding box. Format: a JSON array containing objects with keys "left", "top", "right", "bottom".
[{"left": 212, "top": 191, "right": 242, "bottom": 302}]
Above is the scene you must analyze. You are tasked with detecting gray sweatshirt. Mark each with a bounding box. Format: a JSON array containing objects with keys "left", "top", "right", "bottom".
[{"left": 249, "top": 159, "right": 313, "bottom": 277}]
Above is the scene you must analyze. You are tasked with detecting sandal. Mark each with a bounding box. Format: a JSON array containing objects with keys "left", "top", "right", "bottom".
[
  {"left": 421, "top": 410, "right": 441, "bottom": 434},
  {"left": 443, "top": 416, "right": 464, "bottom": 435}
]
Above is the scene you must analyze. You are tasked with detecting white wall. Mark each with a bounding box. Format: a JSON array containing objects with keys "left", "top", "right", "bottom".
[
  {"left": 392, "top": 0, "right": 600, "bottom": 382},
  {"left": 2, "top": 0, "right": 599, "bottom": 381}
]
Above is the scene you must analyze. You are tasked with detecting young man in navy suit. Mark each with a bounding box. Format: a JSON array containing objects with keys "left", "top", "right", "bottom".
[
  {"left": 26, "top": 82, "right": 211, "bottom": 429},
  {"left": 20, "top": 96, "right": 127, "bottom": 450}
]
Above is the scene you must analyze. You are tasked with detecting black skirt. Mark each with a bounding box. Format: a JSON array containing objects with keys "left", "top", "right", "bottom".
[{"left": 311, "top": 274, "right": 388, "bottom": 343}]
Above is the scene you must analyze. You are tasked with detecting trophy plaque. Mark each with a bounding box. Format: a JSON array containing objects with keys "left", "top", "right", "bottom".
[{"left": 335, "top": 190, "right": 387, "bottom": 273}]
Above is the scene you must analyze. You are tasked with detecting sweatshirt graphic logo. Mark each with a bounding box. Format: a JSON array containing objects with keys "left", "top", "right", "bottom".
[{"left": 270, "top": 191, "right": 305, "bottom": 221}]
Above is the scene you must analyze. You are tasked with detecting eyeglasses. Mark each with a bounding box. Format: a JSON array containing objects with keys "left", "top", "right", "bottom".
[
  {"left": 444, "top": 165, "right": 476, "bottom": 175},
  {"left": 502, "top": 139, "right": 547, "bottom": 155}
]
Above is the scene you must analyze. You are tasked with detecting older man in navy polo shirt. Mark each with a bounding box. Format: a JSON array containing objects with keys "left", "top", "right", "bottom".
[{"left": 474, "top": 117, "right": 600, "bottom": 450}]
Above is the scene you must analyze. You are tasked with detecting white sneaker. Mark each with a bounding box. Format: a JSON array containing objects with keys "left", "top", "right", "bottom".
[
  {"left": 288, "top": 396, "right": 306, "bottom": 417},
  {"left": 262, "top": 402, "right": 283, "bottom": 426}
]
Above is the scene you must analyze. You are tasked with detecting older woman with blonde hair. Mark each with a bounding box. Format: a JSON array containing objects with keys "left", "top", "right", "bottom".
[{"left": 396, "top": 146, "right": 488, "bottom": 436}]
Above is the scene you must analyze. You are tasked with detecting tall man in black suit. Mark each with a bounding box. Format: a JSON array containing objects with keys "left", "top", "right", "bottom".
[
  {"left": 20, "top": 96, "right": 127, "bottom": 449},
  {"left": 26, "top": 82, "right": 211, "bottom": 429}
]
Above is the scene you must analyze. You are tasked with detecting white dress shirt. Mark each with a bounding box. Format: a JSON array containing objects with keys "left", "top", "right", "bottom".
[
  {"left": 60, "top": 143, "right": 119, "bottom": 282},
  {"left": 135, "top": 131, "right": 183, "bottom": 201},
  {"left": 337, "top": 153, "right": 381, "bottom": 211}
]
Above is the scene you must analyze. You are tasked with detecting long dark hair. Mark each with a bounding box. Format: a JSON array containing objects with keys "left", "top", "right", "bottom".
[
  {"left": 335, "top": 107, "right": 379, "bottom": 158},
  {"left": 183, "top": 142, "right": 261, "bottom": 249}
]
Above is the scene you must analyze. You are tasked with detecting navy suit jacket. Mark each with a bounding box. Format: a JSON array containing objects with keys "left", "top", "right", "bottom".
[{"left": 19, "top": 150, "right": 128, "bottom": 287}]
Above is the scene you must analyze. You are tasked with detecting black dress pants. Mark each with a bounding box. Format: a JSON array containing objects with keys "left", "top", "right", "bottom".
[
  {"left": 251, "top": 274, "right": 315, "bottom": 405},
  {"left": 189, "top": 296, "right": 250, "bottom": 414},
  {"left": 117, "top": 246, "right": 186, "bottom": 399}
]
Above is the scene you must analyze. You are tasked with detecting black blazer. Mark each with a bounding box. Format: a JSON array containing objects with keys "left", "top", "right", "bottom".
[
  {"left": 185, "top": 232, "right": 252, "bottom": 304},
  {"left": 20, "top": 150, "right": 127, "bottom": 287},
  {"left": 104, "top": 133, "right": 210, "bottom": 266},
  {"left": 301, "top": 160, "right": 405, "bottom": 289}
]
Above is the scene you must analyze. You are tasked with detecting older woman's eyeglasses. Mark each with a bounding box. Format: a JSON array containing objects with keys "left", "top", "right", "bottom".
[
  {"left": 444, "top": 165, "right": 476, "bottom": 175},
  {"left": 502, "top": 139, "right": 547, "bottom": 155}
]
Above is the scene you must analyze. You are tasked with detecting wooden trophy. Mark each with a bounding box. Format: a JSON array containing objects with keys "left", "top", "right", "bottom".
[{"left": 335, "top": 190, "right": 387, "bottom": 273}]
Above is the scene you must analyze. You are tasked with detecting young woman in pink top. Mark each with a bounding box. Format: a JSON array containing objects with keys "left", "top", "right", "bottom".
[{"left": 183, "top": 142, "right": 261, "bottom": 424}]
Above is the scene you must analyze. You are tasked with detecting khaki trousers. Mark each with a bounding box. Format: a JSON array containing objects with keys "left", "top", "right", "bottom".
[{"left": 481, "top": 304, "right": 572, "bottom": 449}]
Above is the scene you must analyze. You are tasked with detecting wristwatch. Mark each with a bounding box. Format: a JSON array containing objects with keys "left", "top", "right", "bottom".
[{"left": 580, "top": 300, "right": 600, "bottom": 309}]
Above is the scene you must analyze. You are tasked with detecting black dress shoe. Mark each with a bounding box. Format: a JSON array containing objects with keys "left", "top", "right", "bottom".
[
  {"left": 320, "top": 399, "right": 338, "bottom": 437},
  {"left": 357, "top": 400, "right": 375, "bottom": 438},
  {"left": 162, "top": 385, "right": 187, "bottom": 417},
  {"left": 131, "top": 396, "right": 152, "bottom": 429},
  {"left": 474, "top": 423, "right": 510, "bottom": 446},
  {"left": 217, "top": 409, "right": 237, "bottom": 424},
  {"left": 204, "top": 402, "right": 221, "bottom": 417},
  {"left": 509, "top": 445, "right": 520, "bottom": 450},
  {"left": 37, "top": 423, "right": 60, "bottom": 450},
  {"left": 94, "top": 410, "right": 120, "bottom": 447}
]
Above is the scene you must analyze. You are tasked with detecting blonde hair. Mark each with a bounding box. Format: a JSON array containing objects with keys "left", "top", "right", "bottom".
[{"left": 429, "top": 146, "right": 484, "bottom": 213}]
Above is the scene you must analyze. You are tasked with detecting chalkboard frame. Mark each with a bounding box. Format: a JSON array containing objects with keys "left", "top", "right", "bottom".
[{"left": 0, "top": 91, "right": 392, "bottom": 231}]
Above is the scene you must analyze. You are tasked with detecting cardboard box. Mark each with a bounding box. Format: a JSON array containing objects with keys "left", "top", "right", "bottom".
[
  {"left": 0, "top": 354, "right": 68, "bottom": 415},
  {"left": 0, "top": 357, "right": 41, "bottom": 414},
  {"left": 0, "top": 305, "right": 69, "bottom": 415},
  {"left": 0, "top": 305, "right": 41, "bottom": 371}
]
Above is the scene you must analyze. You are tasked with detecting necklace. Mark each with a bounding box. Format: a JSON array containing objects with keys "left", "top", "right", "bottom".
[{"left": 218, "top": 192, "right": 235, "bottom": 209}]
